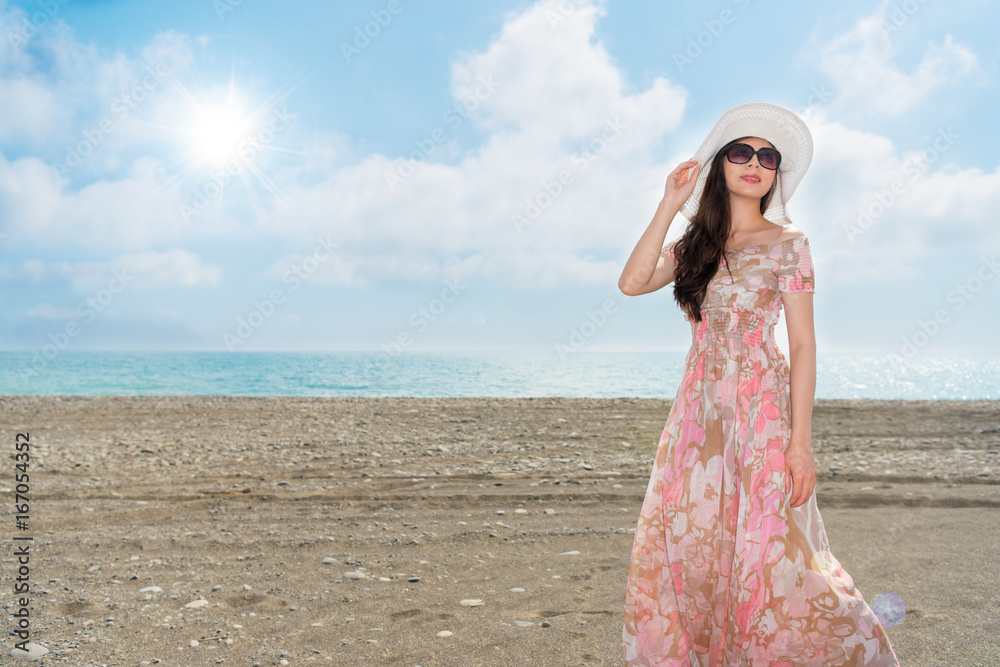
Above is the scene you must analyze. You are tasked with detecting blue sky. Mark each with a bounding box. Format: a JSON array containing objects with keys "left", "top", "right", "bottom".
[{"left": 0, "top": 0, "right": 997, "bottom": 358}]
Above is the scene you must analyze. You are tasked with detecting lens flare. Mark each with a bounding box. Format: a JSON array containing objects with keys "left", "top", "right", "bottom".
[{"left": 871, "top": 592, "right": 906, "bottom": 627}]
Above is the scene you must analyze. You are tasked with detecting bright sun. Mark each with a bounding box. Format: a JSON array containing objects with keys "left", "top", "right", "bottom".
[
  {"left": 165, "top": 73, "right": 302, "bottom": 221},
  {"left": 189, "top": 100, "right": 252, "bottom": 167}
]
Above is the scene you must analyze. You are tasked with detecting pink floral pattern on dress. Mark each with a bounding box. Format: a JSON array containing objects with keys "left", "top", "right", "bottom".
[{"left": 623, "top": 236, "right": 900, "bottom": 666}]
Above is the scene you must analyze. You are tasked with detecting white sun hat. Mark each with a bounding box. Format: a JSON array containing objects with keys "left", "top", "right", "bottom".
[{"left": 680, "top": 102, "right": 813, "bottom": 226}]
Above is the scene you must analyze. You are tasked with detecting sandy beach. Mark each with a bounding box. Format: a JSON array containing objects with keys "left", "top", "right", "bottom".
[{"left": 1, "top": 396, "right": 998, "bottom": 666}]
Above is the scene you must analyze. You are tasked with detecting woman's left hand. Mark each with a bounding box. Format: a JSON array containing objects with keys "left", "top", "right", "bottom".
[{"left": 784, "top": 443, "right": 816, "bottom": 508}]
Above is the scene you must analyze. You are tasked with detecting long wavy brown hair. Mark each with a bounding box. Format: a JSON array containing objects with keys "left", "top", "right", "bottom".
[{"left": 673, "top": 137, "right": 776, "bottom": 322}]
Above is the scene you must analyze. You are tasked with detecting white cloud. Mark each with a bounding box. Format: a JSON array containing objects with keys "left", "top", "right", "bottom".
[
  {"left": 0, "top": 77, "right": 61, "bottom": 145},
  {"left": 254, "top": 0, "right": 689, "bottom": 289},
  {"left": 781, "top": 108, "right": 1000, "bottom": 288},
  {"left": 466, "top": 247, "right": 624, "bottom": 290},
  {"left": 451, "top": 0, "right": 627, "bottom": 140},
  {"left": 759, "top": 12, "right": 991, "bottom": 293},
  {"left": 265, "top": 251, "right": 372, "bottom": 288},
  {"left": 896, "top": 163, "right": 1000, "bottom": 245},
  {"left": 0, "top": 152, "right": 230, "bottom": 248},
  {"left": 0, "top": 4, "right": 211, "bottom": 248},
  {"left": 0, "top": 249, "right": 221, "bottom": 290},
  {"left": 819, "top": 12, "right": 977, "bottom": 117},
  {"left": 112, "top": 248, "right": 222, "bottom": 288},
  {"left": 0, "top": 1, "right": 196, "bottom": 153},
  {"left": 0, "top": 154, "right": 63, "bottom": 234}
]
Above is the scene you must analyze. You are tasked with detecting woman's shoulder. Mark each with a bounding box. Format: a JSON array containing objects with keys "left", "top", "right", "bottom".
[{"left": 778, "top": 224, "right": 808, "bottom": 244}]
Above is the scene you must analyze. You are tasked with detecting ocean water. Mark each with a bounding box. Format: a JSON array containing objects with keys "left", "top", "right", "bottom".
[{"left": 0, "top": 351, "right": 997, "bottom": 399}]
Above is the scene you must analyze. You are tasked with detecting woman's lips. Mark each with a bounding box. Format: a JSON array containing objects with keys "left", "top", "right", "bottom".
[{"left": 741, "top": 176, "right": 760, "bottom": 183}]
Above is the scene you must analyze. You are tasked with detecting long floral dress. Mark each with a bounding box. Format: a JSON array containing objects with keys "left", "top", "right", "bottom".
[{"left": 622, "top": 235, "right": 900, "bottom": 666}]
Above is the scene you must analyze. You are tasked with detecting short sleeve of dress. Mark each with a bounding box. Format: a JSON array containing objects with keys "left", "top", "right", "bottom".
[
  {"left": 778, "top": 236, "right": 815, "bottom": 293},
  {"left": 661, "top": 238, "right": 681, "bottom": 260}
]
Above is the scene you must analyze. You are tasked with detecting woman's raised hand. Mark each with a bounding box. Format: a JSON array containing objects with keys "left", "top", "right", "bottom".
[{"left": 664, "top": 160, "right": 700, "bottom": 206}]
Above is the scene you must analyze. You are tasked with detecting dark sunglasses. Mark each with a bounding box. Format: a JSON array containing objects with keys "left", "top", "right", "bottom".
[{"left": 724, "top": 143, "right": 781, "bottom": 170}]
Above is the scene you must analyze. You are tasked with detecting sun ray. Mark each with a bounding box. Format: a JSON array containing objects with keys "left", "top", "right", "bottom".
[
  {"left": 141, "top": 38, "right": 320, "bottom": 229},
  {"left": 241, "top": 159, "right": 301, "bottom": 222}
]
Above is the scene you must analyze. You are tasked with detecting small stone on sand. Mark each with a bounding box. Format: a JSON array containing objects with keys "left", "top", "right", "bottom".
[{"left": 10, "top": 642, "right": 49, "bottom": 660}]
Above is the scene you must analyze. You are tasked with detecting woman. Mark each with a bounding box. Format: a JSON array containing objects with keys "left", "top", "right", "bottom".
[{"left": 618, "top": 103, "right": 900, "bottom": 665}]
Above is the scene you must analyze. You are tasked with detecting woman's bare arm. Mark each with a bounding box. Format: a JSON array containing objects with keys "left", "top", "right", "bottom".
[
  {"left": 618, "top": 160, "right": 699, "bottom": 296},
  {"left": 782, "top": 290, "right": 817, "bottom": 507}
]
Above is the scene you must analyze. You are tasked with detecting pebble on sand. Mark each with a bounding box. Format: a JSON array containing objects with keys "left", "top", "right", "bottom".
[
  {"left": 436, "top": 630, "right": 454, "bottom": 637},
  {"left": 343, "top": 571, "right": 368, "bottom": 580},
  {"left": 185, "top": 599, "right": 209, "bottom": 608},
  {"left": 10, "top": 642, "right": 49, "bottom": 660},
  {"left": 559, "top": 550, "right": 580, "bottom": 556},
  {"left": 460, "top": 598, "right": 484, "bottom": 607},
  {"left": 139, "top": 586, "right": 162, "bottom": 593}
]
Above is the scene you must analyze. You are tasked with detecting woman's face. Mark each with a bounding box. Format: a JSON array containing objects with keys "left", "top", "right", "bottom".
[{"left": 721, "top": 136, "right": 777, "bottom": 200}]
